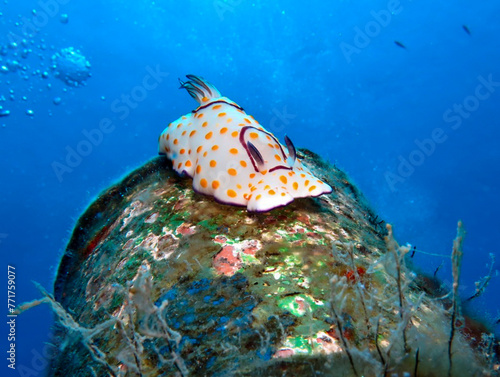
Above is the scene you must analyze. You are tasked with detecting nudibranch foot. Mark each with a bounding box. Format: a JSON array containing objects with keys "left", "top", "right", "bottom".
[{"left": 158, "top": 75, "right": 333, "bottom": 212}]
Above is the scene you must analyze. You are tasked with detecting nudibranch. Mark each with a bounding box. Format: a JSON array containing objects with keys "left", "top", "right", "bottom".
[{"left": 158, "top": 75, "right": 332, "bottom": 212}]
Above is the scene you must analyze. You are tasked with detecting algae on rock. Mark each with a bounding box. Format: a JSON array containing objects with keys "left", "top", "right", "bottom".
[{"left": 24, "top": 150, "right": 498, "bottom": 376}]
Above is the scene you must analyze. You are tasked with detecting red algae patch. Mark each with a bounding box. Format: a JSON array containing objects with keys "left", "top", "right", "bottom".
[{"left": 213, "top": 245, "right": 242, "bottom": 276}]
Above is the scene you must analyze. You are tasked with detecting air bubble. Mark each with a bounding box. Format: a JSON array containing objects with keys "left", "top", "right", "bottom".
[{"left": 0, "top": 109, "right": 10, "bottom": 117}]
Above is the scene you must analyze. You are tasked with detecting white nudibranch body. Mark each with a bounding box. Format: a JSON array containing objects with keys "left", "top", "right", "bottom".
[{"left": 158, "top": 75, "right": 332, "bottom": 212}]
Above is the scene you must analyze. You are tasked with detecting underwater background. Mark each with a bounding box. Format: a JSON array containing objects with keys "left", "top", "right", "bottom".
[{"left": 0, "top": 0, "right": 499, "bottom": 374}]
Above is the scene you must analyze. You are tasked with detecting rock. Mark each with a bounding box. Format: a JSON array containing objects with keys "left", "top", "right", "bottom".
[{"left": 48, "top": 151, "right": 497, "bottom": 376}]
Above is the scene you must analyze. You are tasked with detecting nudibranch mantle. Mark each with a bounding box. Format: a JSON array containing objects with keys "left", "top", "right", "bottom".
[{"left": 158, "top": 75, "right": 332, "bottom": 212}]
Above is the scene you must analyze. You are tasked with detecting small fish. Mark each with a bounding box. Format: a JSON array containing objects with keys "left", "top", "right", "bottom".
[
  {"left": 394, "top": 40, "right": 406, "bottom": 49},
  {"left": 462, "top": 25, "right": 471, "bottom": 35}
]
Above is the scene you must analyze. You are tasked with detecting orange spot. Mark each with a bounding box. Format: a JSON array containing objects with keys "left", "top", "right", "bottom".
[
  {"left": 177, "top": 162, "right": 182, "bottom": 169},
  {"left": 300, "top": 173, "right": 306, "bottom": 178},
  {"left": 202, "top": 122, "right": 208, "bottom": 128},
  {"left": 240, "top": 160, "right": 247, "bottom": 167},
  {"left": 280, "top": 176, "right": 287, "bottom": 184},
  {"left": 180, "top": 149, "right": 186, "bottom": 154},
  {"left": 200, "top": 178, "right": 208, "bottom": 188},
  {"left": 281, "top": 192, "right": 286, "bottom": 196},
  {"left": 226, "top": 118, "right": 232, "bottom": 123},
  {"left": 220, "top": 127, "right": 228, "bottom": 134},
  {"left": 256, "top": 194, "right": 262, "bottom": 200},
  {"left": 317, "top": 179, "right": 324, "bottom": 184},
  {"left": 213, "top": 104, "right": 222, "bottom": 110},
  {"left": 274, "top": 154, "right": 282, "bottom": 162},
  {"left": 244, "top": 118, "right": 251, "bottom": 124},
  {"left": 189, "top": 130, "right": 197, "bottom": 137},
  {"left": 269, "top": 190, "right": 276, "bottom": 195},
  {"left": 227, "top": 189, "right": 237, "bottom": 198},
  {"left": 293, "top": 182, "right": 299, "bottom": 190},
  {"left": 228, "top": 168, "right": 237, "bottom": 176},
  {"left": 264, "top": 185, "right": 270, "bottom": 190},
  {"left": 274, "top": 144, "right": 280, "bottom": 149},
  {"left": 309, "top": 185, "right": 317, "bottom": 192},
  {"left": 251, "top": 186, "right": 257, "bottom": 192},
  {"left": 268, "top": 143, "right": 274, "bottom": 148},
  {"left": 202, "top": 97, "right": 209, "bottom": 102},
  {"left": 210, "top": 160, "right": 217, "bottom": 168},
  {"left": 218, "top": 112, "right": 226, "bottom": 117},
  {"left": 305, "top": 180, "right": 310, "bottom": 187},
  {"left": 236, "top": 184, "right": 242, "bottom": 189},
  {"left": 231, "top": 131, "right": 238, "bottom": 137},
  {"left": 205, "top": 131, "right": 213, "bottom": 140},
  {"left": 188, "top": 149, "right": 191, "bottom": 154},
  {"left": 266, "top": 135, "right": 272, "bottom": 141},
  {"left": 249, "top": 173, "right": 256, "bottom": 179},
  {"left": 197, "top": 145, "right": 203, "bottom": 153},
  {"left": 212, "top": 180, "right": 220, "bottom": 189},
  {"left": 196, "top": 165, "right": 202, "bottom": 174},
  {"left": 288, "top": 172, "right": 295, "bottom": 177},
  {"left": 182, "top": 116, "right": 187, "bottom": 119},
  {"left": 203, "top": 151, "right": 208, "bottom": 157},
  {"left": 249, "top": 132, "right": 259, "bottom": 139},
  {"left": 212, "top": 145, "right": 219, "bottom": 151},
  {"left": 197, "top": 113, "right": 205, "bottom": 118},
  {"left": 185, "top": 160, "right": 192, "bottom": 167},
  {"left": 166, "top": 134, "right": 170, "bottom": 140},
  {"left": 173, "top": 139, "right": 179, "bottom": 145},
  {"left": 182, "top": 130, "right": 187, "bottom": 136},
  {"left": 229, "top": 148, "right": 238, "bottom": 154},
  {"left": 261, "top": 170, "right": 268, "bottom": 175},
  {"left": 176, "top": 123, "right": 182, "bottom": 129}
]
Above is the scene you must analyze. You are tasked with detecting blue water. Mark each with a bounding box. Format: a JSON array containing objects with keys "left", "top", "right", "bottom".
[{"left": 1, "top": 0, "right": 499, "bottom": 374}]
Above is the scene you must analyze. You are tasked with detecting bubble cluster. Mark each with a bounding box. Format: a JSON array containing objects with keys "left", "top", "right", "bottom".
[{"left": 51, "top": 47, "right": 91, "bottom": 87}]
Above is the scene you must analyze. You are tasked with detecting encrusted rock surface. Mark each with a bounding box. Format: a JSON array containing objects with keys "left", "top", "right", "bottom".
[{"left": 49, "top": 151, "right": 497, "bottom": 376}]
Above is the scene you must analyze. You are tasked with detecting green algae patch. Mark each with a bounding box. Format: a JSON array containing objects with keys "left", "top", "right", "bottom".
[{"left": 277, "top": 294, "right": 325, "bottom": 317}]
